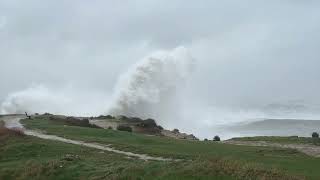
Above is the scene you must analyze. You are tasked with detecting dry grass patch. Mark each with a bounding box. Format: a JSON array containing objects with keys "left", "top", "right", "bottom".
[{"left": 0, "top": 121, "right": 25, "bottom": 138}]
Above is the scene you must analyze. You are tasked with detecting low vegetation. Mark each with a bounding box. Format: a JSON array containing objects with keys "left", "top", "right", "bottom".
[
  {"left": 19, "top": 115, "right": 320, "bottom": 179},
  {"left": 231, "top": 136, "right": 320, "bottom": 146},
  {"left": 0, "top": 124, "right": 303, "bottom": 180},
  {"left": 172, "top": 128, "right": 179, "bottom": 133},
  {"left": 312, "top": 132, "right": 319, "bottom": 138},
  {"left": 2, "top": 116, "right": 320, "bottom": 179},
  {"left": 0, "top": 121, "right": 24, "bottom": 138},
  {"left": 93, "top": 115, "right": 165, "bottom": 136},
  {"left": 214, "top": 135, "right": 221, "bottom": 141},
  {"left": 116, "top": 125, "right": 133, "bottom": 132},
  {"left": 48, "top": 115, "right": 101, "bottom": 129}
]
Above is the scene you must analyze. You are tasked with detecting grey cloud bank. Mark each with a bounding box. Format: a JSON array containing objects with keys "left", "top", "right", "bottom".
[{"left": 1, "top": 1, "right": 320, "bottom": 138}]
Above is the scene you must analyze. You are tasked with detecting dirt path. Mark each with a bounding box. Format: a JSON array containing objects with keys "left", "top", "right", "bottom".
[
  {"left": 1, "top": 115, "right": 172, "bottom": 161},
  {"left": 224, "top": 140, "right": 320, "bottom": 157}
]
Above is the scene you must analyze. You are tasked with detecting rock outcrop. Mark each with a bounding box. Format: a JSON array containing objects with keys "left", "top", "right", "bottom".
[
  {"left": 91, "top": 115, "right": 199, "bottom": 140},
  {"left": 161, "top": 129, "right": 199, "bottom": 141}
]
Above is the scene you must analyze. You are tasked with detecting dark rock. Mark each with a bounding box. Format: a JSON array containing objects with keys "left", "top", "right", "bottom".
[
  {"left": 137, "top": 119, "right": 157, "bottom": 128},
  {"left": 130, "top": 117, "right": 143, "bottom": 122},
  {"left": 188, "top": 134, "right": 199, "bottom": 141}
]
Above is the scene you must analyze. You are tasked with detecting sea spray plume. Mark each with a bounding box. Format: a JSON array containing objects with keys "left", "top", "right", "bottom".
[
  {"left": 0, "top": 85, "right": 69, "bottom": 114},
  {"left": 107, "top": 46, "right": 195, "bottom": 120},
  {"left": 0, "top": 85, "right": 109, "bottom": 116}
]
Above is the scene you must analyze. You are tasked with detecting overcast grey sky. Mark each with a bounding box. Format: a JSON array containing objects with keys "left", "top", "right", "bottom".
[{"left": 1, "top": 0, "right": 320, "bottom": 112}]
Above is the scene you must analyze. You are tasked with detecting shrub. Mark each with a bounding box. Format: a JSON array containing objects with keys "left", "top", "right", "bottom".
[
  {"left": 189, "top": 134, "right": 199, "bottom": 141},
  {"left": 49, "top": 116, "right": 101, "bottom": 129},
  {"left": 312, "top": 132, "right": 319, "bottom": 138},
  {"left": 105, "top": 115, "right": 115, "bottom": 119},
  {"left": 117, "top": 125, "right": 132, "bottom": 132},
  {"left": 117, "top": 115, "right": 129, "bottom": 120},
  {"left": 213, "top": 135, "right": 221, "bottom": 141},
  {"left": 173, "top": 129, "right": 180, "bottom": 134},
  {"left": 204, "top": 138, "right": 208, "bottom": 141},
  {"left": 97, "top": 115, "right": 116, "bottom": 119},
  {"left": 108, "top": 126, "right": 113, "bottom": 130}
]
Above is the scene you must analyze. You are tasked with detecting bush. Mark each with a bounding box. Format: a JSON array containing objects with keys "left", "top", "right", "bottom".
[
  {"left": 312, "top": 132, "right": 319, "bottom": 138},
  {"left": 213, "top": 135, "right": 221, "bottom": 141},
  {"left": 173, "top": 129, "right": 180, "bottom": 134},
  {"left": 204, "top": 138, "right": 208, "bottom": 141},
  {"left": 118, "top": 115, "right": 129, "bottom": 120},
  {"left": 49, "top": 116, "right": 101, "bottom": 129},
  {"left": 97, "top": 115, "right": 115, "bottom": 119},
  {"left": 117, "top": 125, "right": 132, "bottom": 132},
  {"left": 106, "top": 115, "right": 115, "bottom": 119},
  {"left": 108, "top": 126, "right": 113, "bottom": 130}
]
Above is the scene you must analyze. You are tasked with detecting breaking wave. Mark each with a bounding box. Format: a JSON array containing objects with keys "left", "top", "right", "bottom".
[{"left": 107, "top": 46, "right": 195, "bottom": 122}]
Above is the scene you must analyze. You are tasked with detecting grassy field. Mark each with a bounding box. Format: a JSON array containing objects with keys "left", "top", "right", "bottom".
[
  {"left": 3, "top": 132, "right": 254, "bottom": 180},
  {"left": 231, "top": 136, "right": 320, "bottom": 146},
  {"left": 1, "top": 115, "right": 320, "bottom": 179},
  {"left": 2, "top": 119, "right": 237, "bottom": 180},
  {"left": 1, "top": 124, "right": 297, "bottom": 180}
]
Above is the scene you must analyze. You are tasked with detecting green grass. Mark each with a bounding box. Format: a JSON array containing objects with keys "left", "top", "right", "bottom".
[
  {"left": 2, "top": 131, "right": 302, "bottom": 180},
  {"left": 231, "top": 136, "right": 320, "bottom": 146},
  {"left": 1, "top": 130, "right": 240, "bottom": 180},
  {"left": 0, "top": 115, "right": 315, "bottom": 179},
  {"left": 20, "top": 116, "right": 320, "bottom": 179}
]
